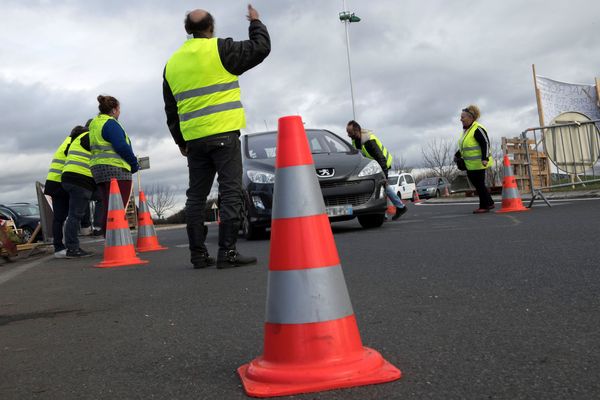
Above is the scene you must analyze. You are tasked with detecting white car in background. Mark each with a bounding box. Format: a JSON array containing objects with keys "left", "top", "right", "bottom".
[{"left": 387, "top": 173, "right": 417, "bottom": 201}]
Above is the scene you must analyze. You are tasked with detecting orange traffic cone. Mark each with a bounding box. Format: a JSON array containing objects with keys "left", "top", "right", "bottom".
[
  {"left": 136, "top": 191, "right": 167, "bottom": 252},
  {"left": 238, "top": 116, "right": 401, "bottom": 398},
  {"left": 413, "top": 190, "right": 421, "bottom": 203},
  {"left": 386, "top": 196, "right": 396, "bottom": 218},
  {"left": 496, "top": 155, "right": 529, "bottom": 213},
  {"left": 96, "top": 179, "right": 149, "bottom": 268}
]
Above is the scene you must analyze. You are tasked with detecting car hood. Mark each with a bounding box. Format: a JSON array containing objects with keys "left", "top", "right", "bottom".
[{"left": 244, "top": 152, "right": 369, "bottom": 179}]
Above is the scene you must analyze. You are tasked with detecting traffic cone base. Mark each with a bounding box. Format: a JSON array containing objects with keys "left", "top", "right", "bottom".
[
  {"left": 239, "top": 325, "right": 401, "bottom": 396},
  {"left": 96, "top": 245, "right": 149, "bottom": 268},
  {"left": 496, "top": 156, "right": 529, "bottom": 213},
  {"left": 239, "top": 116, "right": 401, "bottom": 397}
]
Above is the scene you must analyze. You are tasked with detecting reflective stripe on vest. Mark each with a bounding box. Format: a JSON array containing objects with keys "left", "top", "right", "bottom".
[
  {"left": 46, "top": 136, "right": 72, "bottom": 183},
  {"left": 88, "top": 114, "right": 132, "bottom": 171},
  {"left": 62, "top": 132, "right": 92, "bottom": 178},
  {"left": 458, "top": 122, "right": 494, "bottom": 170},
  {"left": 165, "top": 38, "right": 246, "bottom": 140},
  {"left": 354, "top": 130, "right": 393, "bottom": 169}
]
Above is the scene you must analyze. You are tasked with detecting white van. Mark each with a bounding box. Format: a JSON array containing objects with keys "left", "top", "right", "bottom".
[{"left": 387, "top": 172, "right": 417, "bottom": 201}]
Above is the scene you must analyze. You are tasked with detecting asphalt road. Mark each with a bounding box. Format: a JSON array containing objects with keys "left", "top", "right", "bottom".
[{"left": 1, "top": 198, "right": 599, "bottom": 400}]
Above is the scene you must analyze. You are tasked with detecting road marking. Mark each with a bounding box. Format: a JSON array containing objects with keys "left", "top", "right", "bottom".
[{"left": 0, "top": 255, "right": 53, "bottom": 286}]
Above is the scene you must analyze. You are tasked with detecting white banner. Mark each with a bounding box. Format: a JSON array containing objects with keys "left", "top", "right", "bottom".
[{"left": 536, "top": 76, "right": 600, "bottom": 123}]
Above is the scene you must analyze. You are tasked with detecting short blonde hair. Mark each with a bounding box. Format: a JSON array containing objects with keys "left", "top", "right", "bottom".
[{"left": 462, "top": 105, "right": 480, "bottom": 120}]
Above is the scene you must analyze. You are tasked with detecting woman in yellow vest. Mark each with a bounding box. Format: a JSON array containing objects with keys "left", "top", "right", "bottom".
[
  {"left": 455, "top": 105, "right": 495, "bottom": 214},
  {"left": 61, "top": 126, "right": 95, "bottom": 258},
  {"left": 44, "top": 131, "right": 75, "bottom": 258},
  {"left": 88, "top": 95, "right": 139, "bottom": 235}
]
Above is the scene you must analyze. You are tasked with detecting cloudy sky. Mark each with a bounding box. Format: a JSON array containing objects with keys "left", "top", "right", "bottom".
[{"left": 1, "top": 0, "right": 599, "bottom": 211}]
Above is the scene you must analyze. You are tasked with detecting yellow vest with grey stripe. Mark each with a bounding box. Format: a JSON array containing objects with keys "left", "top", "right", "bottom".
[
  {"left": 354, "top": 130, "right": 393, "bottom": 169},
  {"left": 458, "top": 121, "right": 494, "bottom": 170},
  {"left": 46, "top": 136, "right": 72, "bottom": 183},
  {"left": 62, "top": 132, "right": 92, "bottom": 178},
  {"left": 164, "top": 38, "right": 245, "bottom": 140},
  {"left": 89, "top": 114, "right": 132, "bottom": 171}
]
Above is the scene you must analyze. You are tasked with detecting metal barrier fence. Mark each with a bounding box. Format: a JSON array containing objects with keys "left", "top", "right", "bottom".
[{"left": 521, "top": 119, "right": 600, "bottom": 207}]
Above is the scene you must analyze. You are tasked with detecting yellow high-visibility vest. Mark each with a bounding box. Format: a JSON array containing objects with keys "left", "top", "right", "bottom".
[
  {"left": 353, "top": 130, "right": 393, "bottom": 169},
  {"left": 89, "top": 114, "right": 132, "bottom": 171},
  {"left": 46, "top": 136, "right": 72, "bottom": 183},
  {"left": 165, "top": 38, "right": 245, "bottom": 140},
  {"left": 62, "top": 132, "right": 92, "bottom": 178},
  {"left": 458, "top": 121, "right": 493, "bottom": 170}
]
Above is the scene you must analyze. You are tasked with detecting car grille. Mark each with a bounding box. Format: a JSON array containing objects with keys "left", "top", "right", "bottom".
[
  {"left": 324, "top": 192, "right": 373, "bottom": 207},
  {"left": 319, "top": 180, "right": 362, "bottom": 189}
]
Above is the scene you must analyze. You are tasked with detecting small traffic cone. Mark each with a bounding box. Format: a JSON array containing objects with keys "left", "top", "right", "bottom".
[
  {"left": 238, "top": 116, "right": 401, "bottom": 398},
  {"left": 386, "top": 197, "right": 396, "bottom": 218},
  {"left": 413, "top": 190, "right": 421, "bottom": 203},
  {"left": 496, "top": 155, "right": 529, "bottom": 213},
  {"left": 136, "top": 191, "right": 167, "bottom": 252},
  {"left": 96, "top": 179, "right": 149, "bottom": 268}
]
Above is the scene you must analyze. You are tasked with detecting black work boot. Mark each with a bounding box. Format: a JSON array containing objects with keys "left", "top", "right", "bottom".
[
  {"left": 392, "top": 206, "right": 408, "bottom": 220},
  {"left": 217, "top": 222, "right": 257, "bottom": 269},
  {"left": 217, "top": 249, "right": 257, "bottom": 269},
  {"left": 187, "top": 224, "right": 214, "bottom": 269}
]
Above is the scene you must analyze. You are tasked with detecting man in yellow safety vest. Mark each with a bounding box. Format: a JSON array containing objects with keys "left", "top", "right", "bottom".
[{"left": 163, "top": 4, "right": 270, "bottom": 269}]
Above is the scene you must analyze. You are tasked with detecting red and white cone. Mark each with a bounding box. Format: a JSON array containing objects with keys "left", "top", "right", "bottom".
[{"left": 237, "top": 116, "right": 401, "bottom": 397}]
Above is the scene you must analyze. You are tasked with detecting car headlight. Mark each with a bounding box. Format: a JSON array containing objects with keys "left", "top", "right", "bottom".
[
  {"left": 247, "top": 170, "right": 275, "bottom": 184},
  {"left": 358, "top": 160, "right": 382, "bottom": 177}
]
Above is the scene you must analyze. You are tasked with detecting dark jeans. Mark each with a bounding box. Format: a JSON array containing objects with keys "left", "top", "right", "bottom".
[
  {"left": 62, "top": 183, "right": 92, "bottom": 251},
  {"left": 97, "top": 180, "right": 132, "bottom": 234},
  {"left": 467, "top": 169, "right": 495, "bottom": 209},
  {"left": 50, "top": 188, "right": 70, "bottom": 252},
  {"left": 185, "top": 132, "right": 243, "bottom": 263}
]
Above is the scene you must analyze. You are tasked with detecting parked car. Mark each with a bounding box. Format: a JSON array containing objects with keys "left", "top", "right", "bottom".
[
  {"left": 387, "top": 172, "right": 417, "bottom": 201},
  {"left": 241, "top": 129, "right": 387, "bottom": 239},
  {"left": 416, "top": 177, "right": 451, "bottom": 199},
  {"left": 0, "top": 203, "right": 42, "bottom": 242}
]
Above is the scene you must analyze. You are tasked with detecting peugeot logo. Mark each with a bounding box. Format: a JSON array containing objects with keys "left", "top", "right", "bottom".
[{"left": 316, "top": 168, "right": 335, "bottom": 178}]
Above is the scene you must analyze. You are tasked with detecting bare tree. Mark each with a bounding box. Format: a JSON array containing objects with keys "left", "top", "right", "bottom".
[
  {"left": 486, "top": 138, "right": 503, "bottom": 187},
  {"left": 145, "top": 183, "right": 176, "bottom": 220},
  {"left": 420, "top": 137, "right": 458, "bottom": 181},
  {"left": 391, "top": 153, "right": 412, "bottom": 174}
]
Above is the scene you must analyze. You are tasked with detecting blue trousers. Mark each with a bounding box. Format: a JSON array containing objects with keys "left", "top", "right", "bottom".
[{"left": 385, "top": 185, "right": 406, "bottom": 208}]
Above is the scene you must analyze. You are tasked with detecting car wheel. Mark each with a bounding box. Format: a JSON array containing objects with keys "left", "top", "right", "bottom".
[
  {"left": 241, "top": 201, "right": 265, "bottom": 240},
  {"left": 411, "top": 191, "right": 417, "bottom": 202},
  {"left": 397, "top": 192, "right": 402, "bottom": 200},
  {"left": 358, "top": 214, "right": 385, "bottom": 229},
  {"left": 21, "top": 226, "right": 33, "bottom": 243},
  {"left": 435, "top": 189, "right": 440, "bottom": 198}
]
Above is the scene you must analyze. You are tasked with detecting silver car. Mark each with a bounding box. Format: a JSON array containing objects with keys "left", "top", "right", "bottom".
[{"left": 416, "top": 177, "right": 451, "bottom": 199}]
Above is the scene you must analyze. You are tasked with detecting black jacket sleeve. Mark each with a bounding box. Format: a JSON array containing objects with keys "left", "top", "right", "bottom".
[
  {"left": 162, "top": 67, "right": 185, "bottom": 148},
  {"left": 217, "top": 20, "right": 271, "bottom": 76},
  {"left": 474, "top": 127, "right": 490, "bottom": 160},
  {"left": 363, "top": 139, "right": 389, "bottom": 178}
]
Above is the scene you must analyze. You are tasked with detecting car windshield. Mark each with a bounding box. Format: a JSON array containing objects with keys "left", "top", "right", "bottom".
[
  {"left": 417, "top": 178, "right": 438, "bottom": 186},
  {"left": 388, "top": 176, "right": 399, "bottom": 185},
  {"left": 246, "top": 130, "right": 352, "bottom": 159},
  {"left": 9, "top": 205, "right": 39, "bottom": 217}
]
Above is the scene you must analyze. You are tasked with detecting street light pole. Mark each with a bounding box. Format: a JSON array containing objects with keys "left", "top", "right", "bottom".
[{"left": 339, "top": 0, "right": 361, "bottom": 121}]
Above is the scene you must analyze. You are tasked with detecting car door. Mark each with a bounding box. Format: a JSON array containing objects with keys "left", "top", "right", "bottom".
[{"left": 398, "top": 175, "right": 409, "bottom": 199}]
